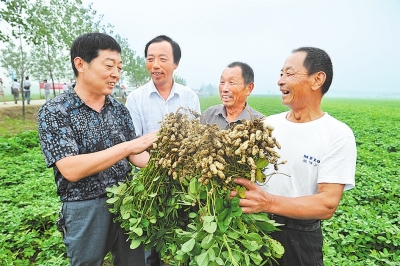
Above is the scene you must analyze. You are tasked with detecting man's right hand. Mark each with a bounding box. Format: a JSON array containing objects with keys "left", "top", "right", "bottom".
[{"left": 130, "top": 131, "right": 158, "bottom": 155}]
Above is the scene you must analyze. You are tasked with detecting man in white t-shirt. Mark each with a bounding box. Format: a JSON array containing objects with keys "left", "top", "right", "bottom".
[
  {"left": 231, "top": 47, "right": 356, "bottom": 266},
  {"left": 11, "top": 78, "right": 21, "bottom": 104},
  {"left": 43, "top": 79, "right": 51, "bottom": 101},
  {"left": 23, "top": 76, "right": 32, "bottom": 104}
]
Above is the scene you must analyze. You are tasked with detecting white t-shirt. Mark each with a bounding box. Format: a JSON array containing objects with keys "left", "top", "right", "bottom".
[
  {"left": 11, "top": 81, "right": 20, "bottom": 89},
  {"left": 23, "top": 80, "right": 31, "bottom": 90},
  {"left": 261, "top": 112, "right": 356, "bottom": 197}
]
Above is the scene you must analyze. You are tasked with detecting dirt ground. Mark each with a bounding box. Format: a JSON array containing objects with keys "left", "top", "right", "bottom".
[{"left": 0, "top": 105, "right": 41, "bottom": 122}]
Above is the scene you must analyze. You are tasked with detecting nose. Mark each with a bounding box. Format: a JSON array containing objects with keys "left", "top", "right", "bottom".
[
  {"left": 111, "top": 67, "right": 120, "bottom": 80},
  {"left": 152, "top": 58, "right": 160, "bottom": 69},
  {"left": 278, "top": 75, "right": 286, "bottom": 87},
  {"left": 220, "top": 83, "right": 230, "bottom": 93}
]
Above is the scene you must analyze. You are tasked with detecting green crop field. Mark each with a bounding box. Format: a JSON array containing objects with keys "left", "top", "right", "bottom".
[{"left": 0, "top": 95, "right": 399, "bottom": 265}]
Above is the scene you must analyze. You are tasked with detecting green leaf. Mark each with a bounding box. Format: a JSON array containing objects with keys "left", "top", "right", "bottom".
[
  {"left": 196, "top": 251, "right": 209, "bottom": 266},
  {"left": 204, "top": 221, "right": 217, "bottom": 234},
  {"left": 201, "top": 234, "right": 215, "bottom": 249},
  {"left": 130, "top": 239, "right": 142, "bottom": 249},
  {"left": 122, "top": 195, "right": 133, "bottom": 205},
  {"left": 270, "top": 238, "right": 285, "bottom": 256},
  {"left": 106, "top": 197, "right": 119, "bottom": 204},
  {"left": 189, "top": 176, "right": 199, "bottom": 196},
  {"left": 133, "top": 227, "right": 143, "bottom": 237},
  {"left": 181, "top": 238, "right": 196, "bottom": 252},
  {"left": 256, "top": 158, "right": 269, "bottom": 168}
]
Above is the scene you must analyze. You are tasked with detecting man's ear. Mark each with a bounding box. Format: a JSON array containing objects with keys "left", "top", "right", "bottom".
[
  {"left": 74, "top": 57, "right": 85, "bottom": 74},
  {"left": 246, "top": 82, "right": 255, "bottom": 96},
  {"left": 311, "top": 71, "right": 326, "bottom": 91}
]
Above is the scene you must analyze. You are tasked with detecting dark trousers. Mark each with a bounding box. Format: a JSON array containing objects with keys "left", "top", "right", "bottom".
[
  {"left": 62, "top": 197, "right": 145, "bottom": 266},
  {"left": 24, "top": 90, "right": 30, "bottom": 104},
  {"left": 145, "top": 248, "right": 161, "bottom": 266},
  {"left": 269, "top": 214, "right": 323, "bottom": 266}
]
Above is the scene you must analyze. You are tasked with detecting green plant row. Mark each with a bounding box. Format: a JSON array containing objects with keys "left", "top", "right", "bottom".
[{"left": 0, "top": 96, "right": 399, "bottom": 265}]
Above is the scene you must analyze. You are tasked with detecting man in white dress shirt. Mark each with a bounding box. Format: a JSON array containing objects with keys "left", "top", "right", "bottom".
[{"left": 125, "top": 35, "right": 201, "bottom": 266}]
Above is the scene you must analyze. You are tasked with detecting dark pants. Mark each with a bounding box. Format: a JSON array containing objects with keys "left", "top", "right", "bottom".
[
  {"left": 269, "top": 214, "right": 323, "bottom": 266},
  {"left": 24, "top": 90, "right": 30, "bottom": 104},
  {"left": 62, "top": 197, "right": 145, "bottom": 266},
  {"left": 145, "top": 249, "right": 161, "bottom": 266}
]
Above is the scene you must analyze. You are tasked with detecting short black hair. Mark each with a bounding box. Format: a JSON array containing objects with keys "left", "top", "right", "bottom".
[
  {"left": 292, "top": 47, "right": 333, "bottom": 95},
  {"left": 227, "top": 62, "right": 254, "bottom": 85},
  {"left": 144, "top": 35, "right": 181, "bottom": 65},
  {"left": 70, "top": 32, "right": 121, "bottom": 77}
]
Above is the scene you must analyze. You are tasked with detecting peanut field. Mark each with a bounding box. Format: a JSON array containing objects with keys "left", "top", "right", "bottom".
[{"left": 0, "top": 96, "right": 399, "bottom": 265}]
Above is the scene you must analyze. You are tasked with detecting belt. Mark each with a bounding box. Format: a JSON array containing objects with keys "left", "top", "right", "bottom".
[{"left": 268, "top": 214, "right": 321, "bottom": 232}]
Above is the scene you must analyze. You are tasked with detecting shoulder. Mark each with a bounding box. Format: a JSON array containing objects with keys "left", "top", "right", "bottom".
[
  {"left": 324, "top": 113, "right": 355, "bottom": 136},
  {"left": 203, "top": 104, "right": 224, "bottom": 115},
  {"left": 247, "top": 105, "right": 265, "bottom": 118},
  {"left": 264, "top": 112, "right": 288, "bottom": 124}
]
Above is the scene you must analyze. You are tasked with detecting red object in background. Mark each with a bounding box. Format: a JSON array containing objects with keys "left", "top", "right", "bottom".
[{"left": 39, "top": 82, "right": 64, "bottom": 90}]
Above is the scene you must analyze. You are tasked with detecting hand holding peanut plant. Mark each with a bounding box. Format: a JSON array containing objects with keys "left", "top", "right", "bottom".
[{"left": 107, "top": 108, "right": 286, "bottom": 265}]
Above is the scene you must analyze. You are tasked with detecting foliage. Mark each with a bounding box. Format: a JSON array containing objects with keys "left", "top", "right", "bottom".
[
  {"left": 1, "top": 0, "right": 152, "bottom": 92},
  {"left": 0, "top": 42, "right": 31, "bottom": 83},
  {"left": 174, "top": 73, "right": 187, "bottom": 86},
  {"left": 0, "top": 96, "right": 399, "bottom": 265},
  {"left": 114, "top": 34, "right": 148, "bottom": 87},
  {"left": 198, "top": 83, "right": 218, "bottom": 96},
  {"left": 107, "top": 109, "right": 285, "bottom": 265}
]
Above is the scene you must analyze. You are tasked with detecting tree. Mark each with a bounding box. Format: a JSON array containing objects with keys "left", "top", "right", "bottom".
[
  {"left": 114, "top": 34, "right": 148, "bottom": 87},
  {"left": 199, "top": 83, "right": 218, "bottom": 96},
  {"left": 1, "top": 0, "right": 110, "bottom": 98},
  {"left": 173, "top": 73, "right": 187, "bottom": 86}
]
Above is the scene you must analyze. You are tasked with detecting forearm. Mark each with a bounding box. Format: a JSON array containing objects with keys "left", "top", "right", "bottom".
[
  {"left": 129, "top": 151, "right": 150, "bottom": 168},
  {"left": 266, "top": 188, "right": 343, "bottom": 220},
  {"left": 56, "top": 141, "right": 134, "bottom": 182}
]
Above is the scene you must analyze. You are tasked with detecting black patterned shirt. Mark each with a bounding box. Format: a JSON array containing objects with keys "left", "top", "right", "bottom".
[{"left": 37, "top": 90, "right": 136, "bottom": 201}]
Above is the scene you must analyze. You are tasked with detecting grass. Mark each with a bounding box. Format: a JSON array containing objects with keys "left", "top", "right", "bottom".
[{"left": 1, "top": 95, "right": 399, "bottom": 265}]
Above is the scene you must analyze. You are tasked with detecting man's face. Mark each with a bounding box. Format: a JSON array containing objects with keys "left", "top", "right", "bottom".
[
  {"left": 278, "top": 52, "right": 312, "bottom": 108},
  {"left": 219, "top": 66, "right": 253, "bottom": 109},
  {"left": 81, "top": 49, "right": 122, "bottom": 96},
  {"left": 145, "top": 41, "right": 177, "bottom": 87}
]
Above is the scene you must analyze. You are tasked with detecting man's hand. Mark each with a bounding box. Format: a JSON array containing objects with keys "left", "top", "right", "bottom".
[
  {"left": 129, "top": 131, "right": 158, "bottom": 155},
  {"left": 230, "top": 177, "right": 274, "bottom": 214}
]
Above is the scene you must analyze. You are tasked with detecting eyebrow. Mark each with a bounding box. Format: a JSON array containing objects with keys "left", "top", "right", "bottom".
[{"left": 104, "top": 58, "right": 122, "bottom": 64}]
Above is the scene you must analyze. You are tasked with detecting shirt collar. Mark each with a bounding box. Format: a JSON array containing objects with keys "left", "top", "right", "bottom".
[
  {"left": 216, "top": 102, "right": 250, "bottom": 120},
  {"left": 147, "top": 79, "right": 178, "bottom": 100}
]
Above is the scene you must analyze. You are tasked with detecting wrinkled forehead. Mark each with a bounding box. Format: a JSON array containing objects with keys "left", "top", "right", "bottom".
[
  {"left": 282, "top": 52, "right": 307, "bottom": 71},
  {"left": 221, "top": 66, "right": 243, "bottom": 80}
]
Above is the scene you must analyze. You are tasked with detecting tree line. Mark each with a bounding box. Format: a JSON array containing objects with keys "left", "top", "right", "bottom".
[{"left": 0, "top": 0, "right": 189, "bottom": 100}]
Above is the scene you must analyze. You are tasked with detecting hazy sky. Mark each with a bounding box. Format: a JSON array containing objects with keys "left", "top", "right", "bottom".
[
  {"left": 80, "top": 0, "right": 400, "bottom": 96},
  {"left": 10, "top": 0, "right": 400, "bottom": 96}
]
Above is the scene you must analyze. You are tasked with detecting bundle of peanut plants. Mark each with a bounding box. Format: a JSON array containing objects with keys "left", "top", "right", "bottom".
[{"left": 107, "top": 108, "right": 286, "bottom": 266}]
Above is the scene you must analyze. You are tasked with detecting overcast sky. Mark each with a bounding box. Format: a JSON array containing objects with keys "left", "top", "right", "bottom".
[
  {"left": 81, "top": 0, "right": 400, "bottom": 96},
  {"left": 5, "top": 0, "right": 397, "bottom": 96}
]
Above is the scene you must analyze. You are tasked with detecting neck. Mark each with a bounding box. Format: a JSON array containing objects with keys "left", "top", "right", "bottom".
[
  {"left": 74, "top": 84, "right": 105, "bottom": 113},
  {"left": 154, "top": 79, "right": 174, "bottom": 100},
  {"left": 286, "top": 108, "right": 324, "bottom": 123},
  {"left": 225, "top": 104, "right": 246, "bottom": 122}
]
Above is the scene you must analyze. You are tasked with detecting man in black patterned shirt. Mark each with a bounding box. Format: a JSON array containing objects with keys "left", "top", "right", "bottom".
[{"left": 37, "top": 33, "right": 157, "bottom": 266}]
